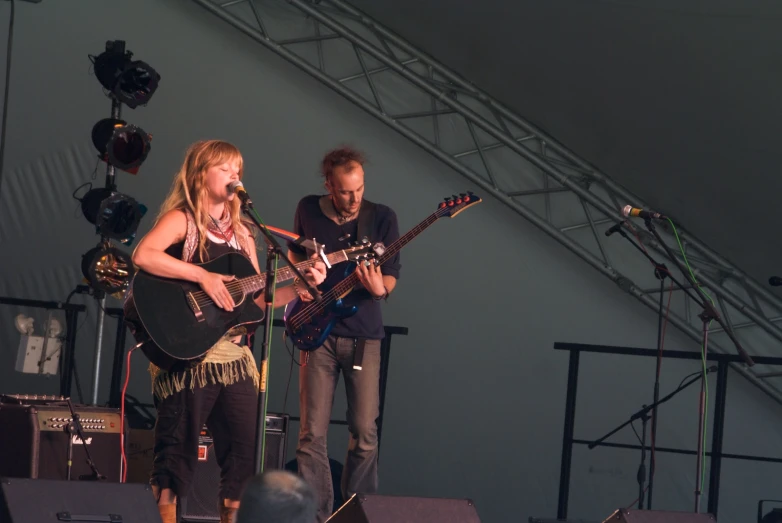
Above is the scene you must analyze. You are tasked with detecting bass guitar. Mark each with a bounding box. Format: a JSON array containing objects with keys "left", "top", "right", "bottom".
[
  {"left": 124, "top": 243, "right": 375, "bottom": 370},
  {"left": 284, "top": 192, "right": 482, "bottom": 351}
]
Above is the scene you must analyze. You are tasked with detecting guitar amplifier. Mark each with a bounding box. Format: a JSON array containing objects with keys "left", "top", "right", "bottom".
[{"left": 0, "top": 401, "right": 125, "bottom": 482}]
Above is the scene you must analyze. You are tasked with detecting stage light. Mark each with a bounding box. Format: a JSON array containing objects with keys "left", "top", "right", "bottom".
[
  {"left": 14, "top": 314, "right": 34, "bottom": 335},
  {"left": 77, "top": 186, "right": 147, "bottom": 245},
  {"left": 90, "top": 40, "right": 160, "bottom": 109},
  {"left": 81, "top": 243, "right": 135, "bottom": 296},
  {"left": 96, "top": 192, "right": 147, "bottom": 244},
  {"left": 91, "top": 118, "right": 152, "bottom": 173}
]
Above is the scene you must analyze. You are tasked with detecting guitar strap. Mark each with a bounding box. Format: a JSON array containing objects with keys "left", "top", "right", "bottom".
[
  {"left": 356, "top": 199, "right": 376, "bottom": 245},
  {"left": 352, "top": 199, "right": 377, "bottom": 371}
]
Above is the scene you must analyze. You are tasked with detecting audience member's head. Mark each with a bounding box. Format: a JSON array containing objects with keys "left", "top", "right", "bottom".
[{"left": 235, "top": 470, "right": 317, "bottom": 523}]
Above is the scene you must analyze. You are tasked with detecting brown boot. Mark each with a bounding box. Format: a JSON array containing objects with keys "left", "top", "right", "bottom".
[
  {"left": 219, "top": 504, "right": 237, "bottom": 523},
  {"left": 158, "top": 503, "right": 177, "bottom": 523}
]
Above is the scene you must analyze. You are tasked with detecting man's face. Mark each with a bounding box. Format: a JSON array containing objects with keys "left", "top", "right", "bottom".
[{"left": 326, "top": 161, "right": 365, "bottom": 216}]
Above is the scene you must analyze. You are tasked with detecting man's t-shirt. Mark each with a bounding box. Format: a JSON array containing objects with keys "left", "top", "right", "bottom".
[{"left": 287, "top": 195, "right": 401, "bottom": 340}]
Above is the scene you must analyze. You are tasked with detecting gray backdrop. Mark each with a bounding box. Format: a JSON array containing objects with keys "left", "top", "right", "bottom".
[{"left": 0, "top": 2, "right": 779, "bottom": 522}]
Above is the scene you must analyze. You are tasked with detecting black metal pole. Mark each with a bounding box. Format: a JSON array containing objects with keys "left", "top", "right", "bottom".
[
  {"left": 707, "top": 361, "right": 729, "bottom": 517},
  {"left": 647, "top": 274, "right": 666, "bottom": 509},
  {"left": 61, "top": 309, "right": 79, "bottom": 398},
  {"left": 108, "top": 310, "right": 127, "bottom": 408},
  {"left": 376, "top": 329, "right": 396, "bottom": 460},
  {"left": 637, "top": 411, "right": 649, "bottom": 509},
  {"left": 694, "top": 314, "right": 713, "bottom": 513},
  {"left": 557, "top": 349, "right": 580, "bottom": 520}
]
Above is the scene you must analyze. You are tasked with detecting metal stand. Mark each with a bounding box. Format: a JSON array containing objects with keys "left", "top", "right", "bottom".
[
  {"left": 555, "top": 342, "right": 776, "bottom": 521},
  {"left": 587, "top": 367, "right": 713, "bottom": 508},
  {"left": 605, "top": 217, "right": 753, "bottom": 513},
  {"left": 607, "top": 222, "right": 671, "bottom": 508},
  {"left": 65, "top": 397, "right": 106, "bottom": 481},
  {"left": 640, "top": 217, "right": 749, "bottom": 513},
  {"left": 234, "top": 189, "right": 320, "bottom": 475},
  {"left": 694, "top": 312, "right": 714, "bottom": 512},
  {"left": 64, "top": 421, "right": 75, "bottom": 480},
  {"left": 90, "top": 98, "right": 122, "bottom": 406},
  {"left": 107, "top": 307, "right": 128, "bottom": 408}
]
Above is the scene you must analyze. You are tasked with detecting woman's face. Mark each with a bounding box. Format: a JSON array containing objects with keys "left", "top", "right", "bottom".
[{"left": 204, "top": 157, "right": 241, "bottom": 208}]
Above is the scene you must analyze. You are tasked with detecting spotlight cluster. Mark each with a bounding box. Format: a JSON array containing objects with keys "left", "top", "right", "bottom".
[{"left": 79, "top": 40, "right": 160, "bottom": 297}]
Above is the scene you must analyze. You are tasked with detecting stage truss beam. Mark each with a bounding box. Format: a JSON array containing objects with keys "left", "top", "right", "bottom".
[{"left": 192, "top": 0, "right": 782, "bottom": 403}]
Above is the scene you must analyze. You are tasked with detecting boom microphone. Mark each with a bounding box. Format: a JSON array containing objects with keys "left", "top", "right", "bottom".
[
  {"left": 622, "top": 205, "right": 666, "bottom": 221},
  {"left": 228, "top": 180, "right": 252, "bottom": 206},
  {"left": 605, "top": 221, "right": 625, "bottom": 237}
]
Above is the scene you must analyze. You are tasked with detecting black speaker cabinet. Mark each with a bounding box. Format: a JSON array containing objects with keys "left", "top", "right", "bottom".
[
  {"left": 326, "top": 494, "right": 482, "bottom": 523},
  {"left": 0, "top": 402, "right": 125, "bottom": 482},
  {"left": 603, "top": 509, "right": 716, "bottom": 522},
  {"left": 181, "top": 413, "right": 289, "bottom": 522},
  {"left": 0, "top": 477, "right": 160, "bottom": 522}
]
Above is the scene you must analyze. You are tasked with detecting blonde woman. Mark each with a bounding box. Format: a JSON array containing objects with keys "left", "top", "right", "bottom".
[{"left": 131, "top": 140, "right": 326, "bottom": 523}]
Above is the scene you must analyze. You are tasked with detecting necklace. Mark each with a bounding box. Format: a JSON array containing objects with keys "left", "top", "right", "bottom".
[
  {"left": 208, "top": 212, "right": 235, "bottom": 247},
  {"left": 331, "top": 196, "right": 359, "bottom": 224}
]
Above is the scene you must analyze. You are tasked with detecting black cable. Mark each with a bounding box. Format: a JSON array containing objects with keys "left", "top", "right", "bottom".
[
  {"left": 65, "top": 285, "right": 93, "bottom": 404},
  {"left": 0, "top": 0, "right": 15, "bottom": 198}
]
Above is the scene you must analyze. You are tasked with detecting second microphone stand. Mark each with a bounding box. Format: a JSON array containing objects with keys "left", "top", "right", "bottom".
[
  {"left": 606, "top": 217, "right": 753, "bottom": 513},
  {"left": 235, "top": 189, "right": 321, "bottom": 476}
]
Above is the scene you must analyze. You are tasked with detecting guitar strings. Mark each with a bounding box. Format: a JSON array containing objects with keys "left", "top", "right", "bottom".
[
  {"left": 288, "top": 206, "right": 450, "bottom": 330},
  {"left": 189, "top": 251, "right": 346, "bottom": 308}
]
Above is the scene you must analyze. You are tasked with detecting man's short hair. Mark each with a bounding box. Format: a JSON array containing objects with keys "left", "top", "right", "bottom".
[
  {"left": 321, "top": 146, "right": 366, "bottom": 181},
  {"left": 236, "top": 470, "right": 317, "bottom": 523}
]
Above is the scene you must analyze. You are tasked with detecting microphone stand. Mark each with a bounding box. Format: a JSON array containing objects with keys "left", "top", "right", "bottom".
[
  {"left": 607, "top": 217, "right": 753, "bottom": 513},
  {"left": 588, "top": 366, "right": 718, "bottom": 509},
  {"left": 641, "top": 217, "right": 753, "bottom": 513},
  {"left": 235, "top": 190, "right": 321, "bottom": 475},
  {"left": 65, "top": 397, "right": 106, "bottom": 481},
  {"left": 606, "top": 221, "right": 673, "bottom": 509}
]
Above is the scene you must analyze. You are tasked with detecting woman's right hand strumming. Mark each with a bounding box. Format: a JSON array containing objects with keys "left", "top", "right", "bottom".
[{"left": 199, "top": 270, "right": 237, "bottom": 311}]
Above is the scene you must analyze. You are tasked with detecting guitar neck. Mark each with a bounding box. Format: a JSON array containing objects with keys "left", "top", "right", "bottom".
[
  {"left": 237, "top": 249, "right": 354, "bottom": 294},
  {"left": 327, "top": 208, "right": 448, "bottom": 302}
]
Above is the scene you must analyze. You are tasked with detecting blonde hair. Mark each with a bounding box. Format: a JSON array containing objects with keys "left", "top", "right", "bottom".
[{"left": 158, "top": 140, "right": 252, "bottom": 261}]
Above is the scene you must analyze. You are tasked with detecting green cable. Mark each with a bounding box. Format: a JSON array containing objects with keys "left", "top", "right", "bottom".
[{"left": 668, "top": 217, "right": 712, "bottom": 493}]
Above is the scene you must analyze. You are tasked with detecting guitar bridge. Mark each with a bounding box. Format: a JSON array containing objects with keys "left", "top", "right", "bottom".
[{"left": 186, "top": 292, "right": 205, "bottom": 322}]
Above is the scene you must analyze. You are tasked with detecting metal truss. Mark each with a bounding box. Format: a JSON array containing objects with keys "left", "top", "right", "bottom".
[{"left": 193, "top": 0, "right": 782, "bottom": 402}]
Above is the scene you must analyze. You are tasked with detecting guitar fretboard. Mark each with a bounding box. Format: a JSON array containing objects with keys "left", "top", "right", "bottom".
[
  {"left": 296, "top": 206, "right": 451, "bottom": 320},
  {"left": 229, "top": 249, "right": 352, "bottom": 296}
]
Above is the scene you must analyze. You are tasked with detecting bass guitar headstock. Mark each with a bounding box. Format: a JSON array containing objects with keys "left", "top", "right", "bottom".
[
  {"left": 439, "top": 191, "right": 482, "bottom": 218},
  {"left": 343, "top": 240, "right": 379, "bottom": 262}
]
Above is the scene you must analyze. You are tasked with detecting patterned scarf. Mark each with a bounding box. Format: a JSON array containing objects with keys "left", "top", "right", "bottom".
[{"left": 183, "top": 208, "right": 248, "bottom": 262}]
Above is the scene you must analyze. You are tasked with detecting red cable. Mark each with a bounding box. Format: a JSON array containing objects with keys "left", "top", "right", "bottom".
[{"left": 120, "top": 345, "right": 138, "bottom": 483}]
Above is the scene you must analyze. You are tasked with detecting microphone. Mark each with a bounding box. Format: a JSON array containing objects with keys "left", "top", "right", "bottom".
[
  {"left": 622, "top": 205, "right": 666, "bottom": 221},
  {"left": 228, "top": 180, "right": 252, "bottom": 206},
  {"left": 604, "top": 221, "right": 625, "bottom": 237},
  {"left": 769, "top": 276, "right": 782, "bottom": 287}
]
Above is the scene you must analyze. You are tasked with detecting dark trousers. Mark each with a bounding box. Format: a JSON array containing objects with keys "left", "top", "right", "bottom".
[
  {"left": 151, "top": 376, "right": 258, "bottom": 503},
  {"left": 297, "top": 336, "right": 381, "bottom": 523}
]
